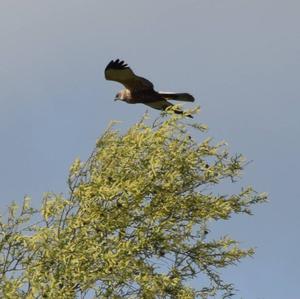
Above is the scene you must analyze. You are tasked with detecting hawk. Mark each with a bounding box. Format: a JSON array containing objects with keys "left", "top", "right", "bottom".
[{"left": 105, "top": 59, "right": 195, "bottom": 118}]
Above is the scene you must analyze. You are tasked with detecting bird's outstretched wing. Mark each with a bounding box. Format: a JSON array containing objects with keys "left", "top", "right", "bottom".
[{"left": 105, "top": 59, "right": 154, "bottom": 91}]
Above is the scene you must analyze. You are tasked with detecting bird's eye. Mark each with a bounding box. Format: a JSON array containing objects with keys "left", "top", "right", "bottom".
[{"left": 115, "top": 93, "right": 119, "bottom": 98}]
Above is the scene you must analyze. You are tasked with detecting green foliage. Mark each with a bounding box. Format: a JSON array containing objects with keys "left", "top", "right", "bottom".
[{"left": 0, "top": 110, "right": 267, "bottom": 298}]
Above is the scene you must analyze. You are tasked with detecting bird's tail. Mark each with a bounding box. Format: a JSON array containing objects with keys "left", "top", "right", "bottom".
[{"left": 159, "top": 92, "right": 195, "bottom": 102}]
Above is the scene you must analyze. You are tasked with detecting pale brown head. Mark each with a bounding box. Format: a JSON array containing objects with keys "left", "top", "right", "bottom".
[
  {"left": 114, "top": 91, "right": 122, "bottom": 101},
  {"left": 114, "top": 89, "right": 130, "bottom": 102}
]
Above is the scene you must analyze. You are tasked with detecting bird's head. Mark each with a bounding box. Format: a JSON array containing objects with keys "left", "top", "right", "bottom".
[
  {"left": 114, "top": 92, "right": 121, "bottom": 101},
  {"left": 114, "top": 90, "right": 126, "bottom": 102},
  {"left": 115, "top": 91, "right": 124, "bottom": 101}
]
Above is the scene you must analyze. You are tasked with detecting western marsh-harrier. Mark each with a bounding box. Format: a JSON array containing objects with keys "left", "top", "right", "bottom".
[{"left": 105, "top": 59, "right": 195, "bottom": 117}]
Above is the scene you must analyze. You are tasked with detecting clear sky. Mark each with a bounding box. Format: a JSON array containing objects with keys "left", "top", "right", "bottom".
[{"left": 0, "top": 1, "right": 299, "bottom": 298}]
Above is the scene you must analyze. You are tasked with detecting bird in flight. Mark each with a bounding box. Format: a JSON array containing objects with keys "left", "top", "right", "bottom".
[{"left": 105, "top": 59, "right": 195, "bottom": 117}]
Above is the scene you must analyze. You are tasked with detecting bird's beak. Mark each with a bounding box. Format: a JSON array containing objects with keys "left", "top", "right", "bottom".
[{"left": 114, "top": 98, "right": 119, "bottom": 101}]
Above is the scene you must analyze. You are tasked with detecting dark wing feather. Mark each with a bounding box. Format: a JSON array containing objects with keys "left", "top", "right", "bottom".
[
  {"left": 158, "top": 92, "right": 195, "bottom": 102},
  {"left": 104, "top": 59, "right": 154, "bottom": 91}
]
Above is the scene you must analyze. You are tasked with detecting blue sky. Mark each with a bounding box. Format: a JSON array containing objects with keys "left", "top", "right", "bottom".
[{"left": 0, "top": 1, "right": 299, "bottom": 298}]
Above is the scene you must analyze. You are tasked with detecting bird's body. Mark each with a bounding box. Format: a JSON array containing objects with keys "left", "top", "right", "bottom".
[
  {"left": 117, "top": 88, "right": 163, "bottom": 104},
  {"left": 105, "top": 59, "right": 195, "bottom": 117}
]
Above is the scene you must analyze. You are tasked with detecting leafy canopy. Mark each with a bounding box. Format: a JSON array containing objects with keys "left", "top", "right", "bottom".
[{"left": 0, "top": 109, "right": 267, "bottom": 298}]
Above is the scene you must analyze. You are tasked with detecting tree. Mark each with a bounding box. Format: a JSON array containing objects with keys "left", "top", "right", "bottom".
[{"left": 0, "top": 109, "right": 267, "bottom": 298}]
